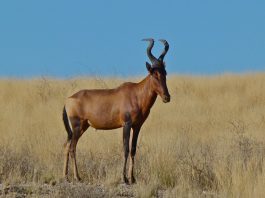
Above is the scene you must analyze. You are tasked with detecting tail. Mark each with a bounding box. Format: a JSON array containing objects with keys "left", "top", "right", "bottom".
[{"left": 62, "top": 106, "right": 72, "bottom": 141}]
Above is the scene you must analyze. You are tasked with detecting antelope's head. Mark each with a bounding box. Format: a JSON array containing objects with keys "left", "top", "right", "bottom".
[{"left": 143, "top": 38, "right": 170, "bottom": 103}]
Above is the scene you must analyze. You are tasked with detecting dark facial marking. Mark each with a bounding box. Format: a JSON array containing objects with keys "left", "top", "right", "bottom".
[{"left": 151, "top": 67, "right": 167, "bottom": 76}]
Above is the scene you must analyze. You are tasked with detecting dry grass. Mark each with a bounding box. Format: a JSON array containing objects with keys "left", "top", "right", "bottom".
[{"left": 0, "top": 73, "right": 265, "bottom": 197}]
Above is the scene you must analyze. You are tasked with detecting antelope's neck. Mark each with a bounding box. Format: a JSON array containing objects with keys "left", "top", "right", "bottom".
[{"left": 136, "top": 75, "right": 157, "bottom": 113}]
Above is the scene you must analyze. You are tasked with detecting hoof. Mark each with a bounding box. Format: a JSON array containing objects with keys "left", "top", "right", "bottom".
[
  {"left": 74, "top": 176, "right": 82, "bottom": 183},
  {"left": 124, "top": 177, "right": 129, "bottom": 185},
  {"left": 131, "top": 177, "right": 136, "bottom": 184},
  {"left": 61, "top": 177, "right": 70, "bottom": 183}
]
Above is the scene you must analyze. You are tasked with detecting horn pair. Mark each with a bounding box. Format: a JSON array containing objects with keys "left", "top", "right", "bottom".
[{"left": 142, "top": 38, "right": 169, "bottom": 65}]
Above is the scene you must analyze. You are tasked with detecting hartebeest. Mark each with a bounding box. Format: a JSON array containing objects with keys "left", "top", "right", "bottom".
[{"left": 62, "top": 38, "right": 170, "bottom": 184}]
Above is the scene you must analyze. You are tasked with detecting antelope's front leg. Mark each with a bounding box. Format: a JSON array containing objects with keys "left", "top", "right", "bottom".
[
  {"left": 129, "top": 126, "right": 140, "bottom": 184},
  {"left": 123, "top": 119, "right": 132, "bottom": 184}
]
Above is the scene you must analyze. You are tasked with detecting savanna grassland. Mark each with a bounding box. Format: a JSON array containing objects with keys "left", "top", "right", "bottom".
[{"left": 0, "top": 74, "right": 265, "bottom": 197}]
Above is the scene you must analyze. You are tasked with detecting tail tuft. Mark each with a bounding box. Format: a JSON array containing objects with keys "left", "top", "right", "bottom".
[{"left": 62, "top": 106, "right": 72, "bottom": 141}]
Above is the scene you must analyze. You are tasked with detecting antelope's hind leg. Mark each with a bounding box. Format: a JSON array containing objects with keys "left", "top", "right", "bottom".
[
  {"left": 69, "top": 118, "right": 89, "bottom": 182},
  {"left": 63, "top": 139, "right": 71, "bottom": 181}
]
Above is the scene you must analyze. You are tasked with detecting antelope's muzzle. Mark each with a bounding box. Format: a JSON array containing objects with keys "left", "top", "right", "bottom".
[{"left": 162, "top": 94, "right": 171, "bottom": 103}]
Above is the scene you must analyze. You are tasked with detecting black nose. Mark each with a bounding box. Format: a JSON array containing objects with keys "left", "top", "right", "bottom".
[{"left": 163, "top": 95, "right": 170, "bottom": 103}]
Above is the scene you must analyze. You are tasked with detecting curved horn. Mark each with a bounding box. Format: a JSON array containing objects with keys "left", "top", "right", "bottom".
[
  {"left": 142, "top": 38, "right": 159, "bottom": 65},
  {"left": 158, "top": 39, "right": 169, "bottom": 62}
]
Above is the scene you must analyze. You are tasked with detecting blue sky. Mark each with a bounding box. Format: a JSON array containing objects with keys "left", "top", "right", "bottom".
[{"left": 0, "top": 1, "right": 264, "bottom": 77}]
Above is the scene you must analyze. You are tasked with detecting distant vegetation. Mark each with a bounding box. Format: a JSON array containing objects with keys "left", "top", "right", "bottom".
[{"left": 0, "top": 74, "right": 265, "bottom": 197}]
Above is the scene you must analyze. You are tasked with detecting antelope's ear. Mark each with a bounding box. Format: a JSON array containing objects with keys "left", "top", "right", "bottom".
[{"left": 146, "top": 62, "right": 153, "bottom": 73}]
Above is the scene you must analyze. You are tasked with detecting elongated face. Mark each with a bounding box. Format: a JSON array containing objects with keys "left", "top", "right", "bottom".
[
  {"left": 143, "top": 38, "right": 170, "bottom": 103},
  {"left": 146, "top": 63, "right": 170, "bottom": 103}
]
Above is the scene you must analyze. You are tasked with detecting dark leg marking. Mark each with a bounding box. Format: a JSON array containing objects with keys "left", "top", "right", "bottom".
[
  {"left": 129, "top": 126, "right": 140, "bottom": 184},
  {"left": 123, "top": 119, "right": 132, "bottom": 184},
  {"left": 69, "top": 118, "right": 89, "bottom": 181}
]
